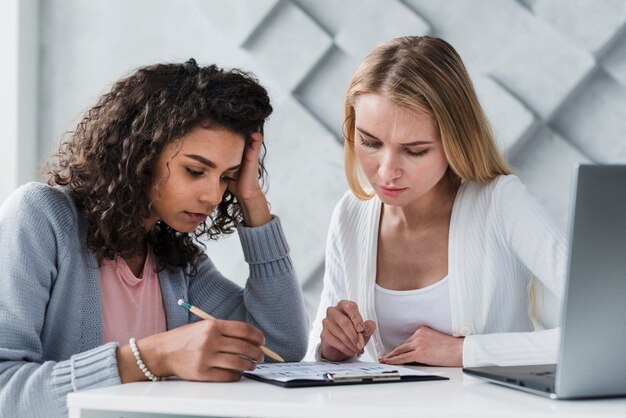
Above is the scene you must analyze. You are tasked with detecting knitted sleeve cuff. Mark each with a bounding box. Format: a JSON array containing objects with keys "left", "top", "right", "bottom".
[
  {"left": 237, "top": 216, "right": 290, "bottom": 264},
  {"left": 52, "top": 342, "right": 121, "bottom": 394}
]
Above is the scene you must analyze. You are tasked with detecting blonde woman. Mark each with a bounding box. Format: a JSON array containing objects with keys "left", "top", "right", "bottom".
[{"left": 306, "top": 36, "right": 567, "bottom": 367}]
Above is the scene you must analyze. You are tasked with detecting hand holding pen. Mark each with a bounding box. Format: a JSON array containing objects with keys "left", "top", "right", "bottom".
[{"left": 320, "top": 300, "right": 376, "bottom": 361}]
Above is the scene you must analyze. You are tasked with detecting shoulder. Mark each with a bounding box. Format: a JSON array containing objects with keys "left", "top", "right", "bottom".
[
  {"left": 331, "top": 190, "right": 378, "bottom": 225},
  {"left": 0, "top": 182, "right": 79, "bottom": 235},
  {"left": 461, "top": 174, "right": 524, "bottom": 195},
  {"left": 460, "top": 175, "right": 527, "bottom": 206},
  {"left": 327, "top": 190, "right": 379, "bottom": 246},
  {"left": 2, "top": 182, "right": 73, "bottom": 214}
]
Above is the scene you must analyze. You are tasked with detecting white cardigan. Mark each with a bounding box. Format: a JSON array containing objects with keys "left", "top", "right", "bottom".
[{"left": 305, "top": 175, "right": 568, "bottom": 367}]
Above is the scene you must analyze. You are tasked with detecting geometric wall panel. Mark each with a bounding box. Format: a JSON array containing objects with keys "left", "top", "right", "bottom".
[
  {"left": 334, "top": 0, "right": 431, "bottom": 61},
  {"left": 243, "top": 1, "right": 332, "bottom": 91},
  {"left": 552, "top": 69, "right": 626, "bottom": 163},
  {"left": 38, "top": 0, "right": 626, "bottom": 323},
  {"left": 512, "top": 127, "right": 591, "bottom": 227}
]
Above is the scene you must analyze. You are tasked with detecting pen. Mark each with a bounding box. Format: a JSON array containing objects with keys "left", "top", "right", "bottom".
[
  {"left": 177, "top": 299, "right": 285, "bottom": 362},
  {"left": 357, "top": 330, "right": 365, "bottom": 351}
]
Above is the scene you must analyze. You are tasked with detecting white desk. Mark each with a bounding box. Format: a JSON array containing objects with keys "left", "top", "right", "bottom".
[{"left": 67, "top": 367, "right": 626, "bottom": 418}]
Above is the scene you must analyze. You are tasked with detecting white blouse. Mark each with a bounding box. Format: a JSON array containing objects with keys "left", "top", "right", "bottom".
[{"left": 305, "top": 175, "right": 568, "bottom": 367}]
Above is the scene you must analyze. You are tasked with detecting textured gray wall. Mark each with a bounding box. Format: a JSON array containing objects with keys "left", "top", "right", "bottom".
[{"left": 39, "top": 0, "right": 626, "bottom": 324}]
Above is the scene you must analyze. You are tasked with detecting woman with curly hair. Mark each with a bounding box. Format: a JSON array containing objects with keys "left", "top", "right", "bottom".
[{"left": 0, "top": 59, "right": 308, "bottom": 417}]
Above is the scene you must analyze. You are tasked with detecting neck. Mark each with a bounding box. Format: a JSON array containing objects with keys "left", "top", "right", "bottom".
[
  {"left": 384, "top": 173, "right": 460, "bottom": 230},
  {"left": 124, "top": 243, "right": 148, "bottom": 278}
]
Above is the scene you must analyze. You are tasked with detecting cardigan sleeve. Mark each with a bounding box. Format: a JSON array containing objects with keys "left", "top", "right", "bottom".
[
  {"left": 0, "top": 184, "right": 121, "bottom": 418},
  {"left": 304, "top": 201, "right": 347, "bottom": 361},
  {"left": 462, "top": 176, "right": 568, "bottom": 367},
  {"left": 187, "top": 216, "right": 308, "bottom": 362}
]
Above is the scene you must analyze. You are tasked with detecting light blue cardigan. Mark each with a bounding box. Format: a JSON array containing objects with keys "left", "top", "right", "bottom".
[{"left": 0, "top": 183, "right": 308, "bottom": 417}]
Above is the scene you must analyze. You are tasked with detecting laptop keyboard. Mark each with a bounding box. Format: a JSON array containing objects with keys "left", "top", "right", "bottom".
[{"left": 533, "top": 371, "right": 556, "bottom": 378}]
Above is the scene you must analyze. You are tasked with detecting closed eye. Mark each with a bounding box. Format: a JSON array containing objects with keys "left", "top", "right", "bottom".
[
  {"left": 405, "top": 148, "right": 429, "bottom": 157},
  {"left": 186, "top": 167, "right": 204, "bottom": 177},
  {"left": 359, "top": 137, "right": 381, "bottom": 148},
  {"left": 220, "top": 174, "right": 237, "bottom": 182}
]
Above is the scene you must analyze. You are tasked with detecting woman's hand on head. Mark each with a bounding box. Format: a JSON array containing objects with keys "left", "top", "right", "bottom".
[
  {"left": 378, "top": 326, "right": 464, "bottom": 367},
  {"left": 117, "top": 319, "right": 265, "bottom": 383},
  {"left": 228, "top": 132, "right": 271, "bottom": 227},
  {"left": 320, "top": 300, "right": 376, "bottom": 361},
  {"left": 228, "top": 132, "right": 264, "bottom": 201}
]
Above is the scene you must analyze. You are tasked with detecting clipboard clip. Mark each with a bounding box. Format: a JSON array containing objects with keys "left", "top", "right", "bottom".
[{"left": 324, "top": 370, "right": 401, "bottom": 383}]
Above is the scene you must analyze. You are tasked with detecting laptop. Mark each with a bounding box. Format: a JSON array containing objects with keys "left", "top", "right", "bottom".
[{"left": 463, "top": 164, "right": 626, "bottom": 399}]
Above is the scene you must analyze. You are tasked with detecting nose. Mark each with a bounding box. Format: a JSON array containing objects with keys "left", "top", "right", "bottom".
[
  {"left": 198, "top": 176, "right": 226, "bottom": 207},
  {"left": 378, "top": 150, "right": 402, "bottom": 182}
]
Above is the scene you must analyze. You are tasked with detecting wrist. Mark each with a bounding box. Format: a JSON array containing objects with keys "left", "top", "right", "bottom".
[
  {"left": 239, "top": 194, "right": 271, "bottom": 227},
  {"left": 455, "top": 337, "right": 465, "bottom": 367},
  {"left": 140, "top": 333, "right": 170, "bottom": 377},
  {"left": 117, "top": 334, "right": 169, "bottom": 383},
  {"left": 130, "top": 337, "right": 160, "bottom": 381}
]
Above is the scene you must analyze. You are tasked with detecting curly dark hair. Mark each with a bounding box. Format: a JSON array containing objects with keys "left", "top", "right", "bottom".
[{"left": 47, "top": 59, "right": 273, "bottom": 273}]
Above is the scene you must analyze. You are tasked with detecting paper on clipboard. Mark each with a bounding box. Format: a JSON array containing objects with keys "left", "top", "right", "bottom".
[{"left": 245, "top": 361, "right": 444, "bottom": 383}]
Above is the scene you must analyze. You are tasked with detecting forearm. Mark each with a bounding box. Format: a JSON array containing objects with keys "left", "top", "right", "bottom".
[
  {"left": 238, "top": 216, "right": 307, "bottom": 361},
  {"left": 239, "top": 194, "right": 271, "bottom": 227},
  {"left": 243, "top": 261, "right": 308, "bottom": 361}
]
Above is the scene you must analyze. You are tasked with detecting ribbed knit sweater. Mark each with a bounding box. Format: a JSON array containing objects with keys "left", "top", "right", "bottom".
[
  {"left": 0, "top": 182, "right": 308, "bottom": 418},
  {"left": 305, "top": 175, "right": 568, "bottom": 367}
]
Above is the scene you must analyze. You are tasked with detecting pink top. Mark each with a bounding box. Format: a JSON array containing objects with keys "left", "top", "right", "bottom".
[{"left": 100, "top": 246, "right": 167, "bottom": 344}]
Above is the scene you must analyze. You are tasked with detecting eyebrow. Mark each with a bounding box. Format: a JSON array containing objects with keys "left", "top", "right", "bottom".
[
  {"left": 356, "top": 127, "right": 434, "bottom": 146},
  {"left": 184, "top": 154, "right": 241, "bottom": 171}
]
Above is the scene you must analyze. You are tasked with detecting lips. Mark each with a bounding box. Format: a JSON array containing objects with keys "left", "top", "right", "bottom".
[
  {"left": 185, "top": 211, "right": 210, "bottom": 223},
  {"left": 378, "top": 185, "right": 407, "bottom": 197}
]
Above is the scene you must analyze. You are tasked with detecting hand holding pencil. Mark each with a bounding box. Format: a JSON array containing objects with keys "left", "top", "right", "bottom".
[
  {"left": 178, "top": 299, "right": 284, "bottom": 362},
  {"left": 319, "top": 300, "right": 377, "bottom": 362},
  {"left": 117, "top": 303, "right": 269, "bottom": 383}
]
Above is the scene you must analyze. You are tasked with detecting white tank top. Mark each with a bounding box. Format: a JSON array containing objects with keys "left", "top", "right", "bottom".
[{"left": 375, "top": 276, "right": 453, "bottom": 355}]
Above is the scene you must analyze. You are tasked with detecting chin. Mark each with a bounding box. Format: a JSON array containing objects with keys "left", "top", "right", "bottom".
[
  {"left": 375, "top": 193, "right": 407, "bottom": 207},
  {"left": 163, "top": 221, "right": 198, "bottom": 234},
  {"left": 180, "top": 225, "right": 201, "bottom": 233}
]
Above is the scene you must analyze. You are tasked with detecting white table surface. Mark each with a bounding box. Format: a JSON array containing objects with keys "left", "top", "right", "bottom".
[{"left": 67, "top": 367, "right": 626, "bottom": 418}]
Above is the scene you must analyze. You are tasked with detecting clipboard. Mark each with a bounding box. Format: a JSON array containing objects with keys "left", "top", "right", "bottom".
[{"left": 243, "top": 361, "right": 448, "bottom": 388}]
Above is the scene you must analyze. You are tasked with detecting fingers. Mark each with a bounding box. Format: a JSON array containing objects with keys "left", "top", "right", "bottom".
[
  {"left": 337, "top": 300, "right": 366, "bottom": 334},
  {"left": 320, "top": 301, "right": 374, "bottom": 360},
  {"left": 363, "top": 320, "right": 376, "bottom": 336},
  {"left": 337, "top": 300, "right": 367, "bottom": 350},
  {"left": 322, "top": 315, "right": 359, "bottom": 355},
  {"left": 379, "top": 351, "right": 413, "bottom": 365},
  {"left": 327, "top": 305, "right": 361, "bottom": 351},
  {"left": 209, "top": 352, "right": 259, "bottom": 373},
  {"left": 320, "top": 328, "right": 357, "bottom": 359},
  {"left": 243, "top": 132, "right": 264, "bottom": 162},
  {"left": 219, "top": 335, "right": 264, "bottom": 364},
  {"left": 250, "top": 132, "right": 264, "bottom": 145},
  {"left": 217, "top": 320, "right": 265, "bottom": 347},
  {"left": 380, "top": 341, "right": 412, "bottom": 361},
  {"left": 360, "top": 320, "right": 377, "bottom": 347}
]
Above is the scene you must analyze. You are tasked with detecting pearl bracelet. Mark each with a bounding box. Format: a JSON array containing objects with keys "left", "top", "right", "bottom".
[{"left": 129, "top": 337, "right": 160, "bottom": 382}]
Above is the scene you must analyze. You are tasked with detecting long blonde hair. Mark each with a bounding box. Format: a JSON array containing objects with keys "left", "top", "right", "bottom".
[{"left": 344, "top": 36, "right": 511, "bottom": 199}]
